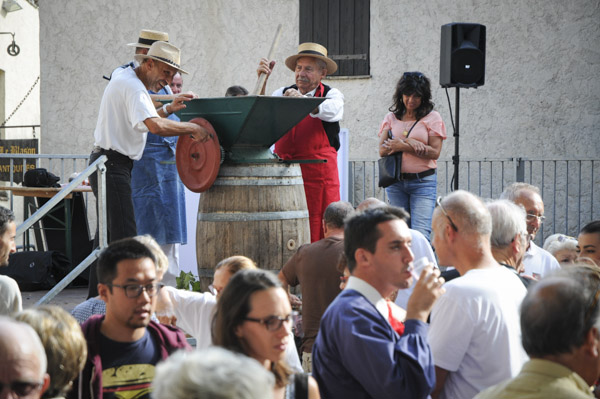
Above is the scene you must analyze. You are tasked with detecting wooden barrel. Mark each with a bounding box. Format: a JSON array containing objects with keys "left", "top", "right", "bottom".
[{"left": 196, "top": 162, "right": 310, "bottom": 290}]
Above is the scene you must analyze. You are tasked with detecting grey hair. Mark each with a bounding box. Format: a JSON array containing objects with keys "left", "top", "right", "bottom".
[
  {"left": 152, "top": 347, "right": 275, "bottom": 399},
  {"left": 323, "top": 201, "right": 355, "bottom": 229},
  {"left": 487, "top": 199, "right": 527, "bottom": 248},
  {"left": 315, "top": 59, "right": 327, "bottom": 70},
  {"left": 442, "top": 190, "right": 492, "bottom": 236},
  {"left": 500, "top": 182, "right": 540, "bottom": 202},
  {"left": 543, "top": 233, "right": 578, "bottom": 255},
  {"left": 521, "top": 266, "right": 600, "bottom": 356},
  {"left": 0, "top": 316, "right": 48, "bottom": 379}
]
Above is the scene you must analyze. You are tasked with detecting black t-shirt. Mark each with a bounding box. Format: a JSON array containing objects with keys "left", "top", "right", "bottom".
[{"left": 99, "top": 330, "right": 161, "bottom": 398}]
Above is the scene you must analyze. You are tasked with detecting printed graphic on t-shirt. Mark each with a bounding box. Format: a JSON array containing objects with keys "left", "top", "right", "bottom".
[{"left": 102, "top": 364, "right": 155, "bottom": 399}]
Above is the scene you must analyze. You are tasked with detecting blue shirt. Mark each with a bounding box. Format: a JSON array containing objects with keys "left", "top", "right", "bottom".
[{"left": 312, "top": 285, "right": 435, "bottom": 399}]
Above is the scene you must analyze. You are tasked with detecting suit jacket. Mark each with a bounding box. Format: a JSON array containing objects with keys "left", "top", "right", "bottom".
[{"left": 312, "top": 289, "right": 435, "bottom": 399}]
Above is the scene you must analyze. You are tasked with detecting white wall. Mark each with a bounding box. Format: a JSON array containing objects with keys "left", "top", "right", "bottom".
[{"left": 0, "top": 0, "right": 40, "bottom": 140}]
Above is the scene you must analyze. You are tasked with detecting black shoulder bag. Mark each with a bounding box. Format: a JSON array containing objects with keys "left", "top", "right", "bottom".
[{"left": 377, "top": 119, "right": 420, "bottom": 188}]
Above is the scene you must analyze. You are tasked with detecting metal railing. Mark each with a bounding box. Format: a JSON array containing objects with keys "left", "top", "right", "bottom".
[
  {"left": 348, "top": 157, "right": 600, "bottom": 246},
  {"left": 0, "top": 153, "right": 107, "bottom": 304}
]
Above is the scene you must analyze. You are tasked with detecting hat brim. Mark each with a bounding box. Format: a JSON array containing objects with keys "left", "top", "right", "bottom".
[
  {"left": 134, "top": 54, "right": 188, "bottom": 74},
  {"left": 127, "top": 42, "right": 152, "bottom": 49},
  {"left": 285, "top": 54, "right": 337, "bottom": 75}
]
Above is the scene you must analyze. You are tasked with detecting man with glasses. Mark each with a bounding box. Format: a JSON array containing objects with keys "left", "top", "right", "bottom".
[
  {"left": 0, "top": 316, "right": 49, "bottom": 399},
  {"left": 500, "top": 182, "right": 560, "bottom": 279},
  {"left": 487, "top": 199, "right": 534, "bottom": 287},
  {"left": 69, "top": 238, "right": 189, "bottom": 399},
  {"left": 428, "top": 191, "right": 528, "bottom": 399}
]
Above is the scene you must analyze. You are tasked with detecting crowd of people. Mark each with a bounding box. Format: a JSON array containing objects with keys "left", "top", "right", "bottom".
[{"left": 1, "top": 28, "right": 600, "bottom": 399}]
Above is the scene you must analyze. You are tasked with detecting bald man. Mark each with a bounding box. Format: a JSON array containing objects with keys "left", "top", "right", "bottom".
[{"left": 0, "top": 316, "right": 50, "bottom": 398}]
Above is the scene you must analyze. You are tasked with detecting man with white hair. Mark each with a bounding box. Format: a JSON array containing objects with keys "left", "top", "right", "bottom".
[
  {"left": 487, "top": 199, "right": 533, "bottom": 287},
  {"left": 0, "top": 316, "right": 50, "bottom": 398},
  {"left": 500, "top": 182, "right": 560, "bottom": 278},
  {"left": 476, "top": 266, "right": 600, "bottom": 398},
  {"left": 428, "top": 191, "right": 528, "bottom": 399}
]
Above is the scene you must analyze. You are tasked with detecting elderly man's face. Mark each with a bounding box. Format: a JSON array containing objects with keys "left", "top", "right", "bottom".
[
  {"left": 0, "top": 344, "right": 46, "bottom": 398},
  {"left": 0, "top": 221, "right": 16, "bottom": 267},
  {"left": 171, "top": 73, "right": 183, "bottom": 94},
  {"left": 294, "top": 57, "right": 326, "bottom": 94},
  {"left": 147, "top": 59, "right": 177, "bottom": 93},
  {"left": 514, "top": 190, "right": 545, "bottom": 239}
]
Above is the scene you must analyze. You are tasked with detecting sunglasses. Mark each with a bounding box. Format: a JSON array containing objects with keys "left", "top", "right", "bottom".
[
  {"left": 403, "top": 71, "right": 425, "bottom": 82},
  {"left": 0, "top": 381, "right": 43, "bottom": 397},
  {"left": 436, "top": 196, "right": 459, "bottom": 232}
]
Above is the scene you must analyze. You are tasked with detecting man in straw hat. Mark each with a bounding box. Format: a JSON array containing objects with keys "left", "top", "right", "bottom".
[
  {"left": 88, "top": 41, "right": 210, "bottom": 294},
  {"left": 257, "top": 43, "right": 344, "bottom": 243}
]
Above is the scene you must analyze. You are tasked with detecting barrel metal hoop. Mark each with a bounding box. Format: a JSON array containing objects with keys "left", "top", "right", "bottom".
[
  {"left": 212, "top": 178, "right": 304, "bottom": 186},
  {"left": 198, "top": 210, "right": 309, "bottom": 222},
  {"left": 218, "top": 165, "right": 302, "bottom": 178}
]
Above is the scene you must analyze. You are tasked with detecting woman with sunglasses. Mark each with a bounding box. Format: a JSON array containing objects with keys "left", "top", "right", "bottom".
[
  {"left": 378, "top": 72, "right": 447, "bottom": 240},
  {"left": 213, "top": 269, "right": 321, "bottom": 399}
]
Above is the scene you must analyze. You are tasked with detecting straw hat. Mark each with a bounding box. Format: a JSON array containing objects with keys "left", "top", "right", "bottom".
[
  {"left": 134, "top": 41, "right": 188, "bottom": 74},
  {"left": 285, "top": 42, "right": 338, "bottom": 74},
  {"left": 127, "top": 29, "right": 169, "bottom": 49}
]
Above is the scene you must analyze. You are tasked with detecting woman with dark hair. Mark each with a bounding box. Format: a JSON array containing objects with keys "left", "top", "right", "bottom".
[
  {"left": 378, "top": 72, "right": 447, "bottom": 240},
  {"left": 213, "top": 269, "right": 320, "bottom": 399}
]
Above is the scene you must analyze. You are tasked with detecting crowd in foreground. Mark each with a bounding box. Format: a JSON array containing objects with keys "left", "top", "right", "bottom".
[{"left": 0, "top": 184, "right": 599, "bottom": 399}]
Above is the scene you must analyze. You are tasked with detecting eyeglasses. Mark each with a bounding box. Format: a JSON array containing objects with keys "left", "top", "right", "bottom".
[
  {"left": 526, "top": 213, "right": 546, "bottom": 223},
  {"left": 557, "top": 234, "right": 575, "bottom": 243},
  {"left": 107, "top": 282, "right": 164, "bottom": 298},
  {"left": 245, "top": 312, "right": 297, "bottom": 332},
  {"left": 403, "top": 71, "right": 425, "bottom": 81},
  {"left": 436, "top": 196, "right": 459, "bottom": 232},
  {"left": 0, "top": 381, "right": 43, "bottom": 397}
]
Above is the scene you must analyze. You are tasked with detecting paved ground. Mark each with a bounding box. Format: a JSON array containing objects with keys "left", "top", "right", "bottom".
[{"left": 21, "top": 287, "right": 88, "bottom": 313}]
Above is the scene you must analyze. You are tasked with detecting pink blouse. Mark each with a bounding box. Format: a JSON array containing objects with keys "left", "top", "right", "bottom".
[{"left": 378, "top": 111, "right": 447, "bottom": 173}]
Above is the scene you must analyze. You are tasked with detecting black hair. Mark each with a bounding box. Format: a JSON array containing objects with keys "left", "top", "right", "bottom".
[
  {"left": 389, "top": 72, "right": 434, "bottom": 120},
  {"left": 344, "top": 206, "right": 409, "bottom": 272},
  {"left": 97, "top": 238, "right": 156, "bottom": 285},
  {"left": 225, "top": 85, "right": 249, "bottom": 97},
  {"left": 0, "top": 206, "right": 15, "bottom": 236},
  {"left": 581, "top": 220, "right": 600, "bottom": 235}
]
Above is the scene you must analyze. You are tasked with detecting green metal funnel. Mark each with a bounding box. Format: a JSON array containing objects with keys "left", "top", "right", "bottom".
[{"left": 175, "top": 96, "right": 324, "bottom": 162}]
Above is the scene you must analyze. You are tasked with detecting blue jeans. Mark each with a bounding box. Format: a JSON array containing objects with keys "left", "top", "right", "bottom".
[{"left": 386, "top": 171, "right": 437, "bottom": 241}]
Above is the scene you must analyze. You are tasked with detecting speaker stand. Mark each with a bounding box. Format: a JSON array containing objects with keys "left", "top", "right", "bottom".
[{"left": 452, "top": 88, "right": 460, "bottom": 190}]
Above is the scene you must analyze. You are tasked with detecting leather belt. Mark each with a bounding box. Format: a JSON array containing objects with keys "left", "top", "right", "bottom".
[{"left": 399, "top": 168, "right": 436, "bottom": 181}]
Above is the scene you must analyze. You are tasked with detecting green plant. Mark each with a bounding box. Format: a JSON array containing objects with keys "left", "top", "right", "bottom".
[{"left": 175, "top": 271, "right": 203, "bottom": 292}]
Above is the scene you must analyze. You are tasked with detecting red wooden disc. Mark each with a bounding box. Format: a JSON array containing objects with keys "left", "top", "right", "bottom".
[{"left": 176, "top": 118, "right": 221, "bottom": 193}]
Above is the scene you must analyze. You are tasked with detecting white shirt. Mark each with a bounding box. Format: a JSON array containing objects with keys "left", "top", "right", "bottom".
[
  {"left": 395, "top": 229, "right": 438, "bottom": 310},
  {"left": 522, "top": 241, "right": 561, "bottom": 279},
  {"left": 93, "top": 66, "right": 158, "bottom": 160},
  {"left": 345, "top": 276, "right": 389, "bottom": 320},
  {"left": 428, "top": 266, "right": 529, "bottom": 399},
  {"left": 272, "top": 85, "right": 344, "bottom": 122},
  {"left": 164, "top": 286, "right": 303, "bottom": 372}
]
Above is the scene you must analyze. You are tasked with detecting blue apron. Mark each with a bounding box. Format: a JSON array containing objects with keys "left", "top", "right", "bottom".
[{"left": 131, "top": 88, "right": 187, "bottom": 245}]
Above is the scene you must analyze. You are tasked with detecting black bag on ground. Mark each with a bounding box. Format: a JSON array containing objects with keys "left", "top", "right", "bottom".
[
  {"left": 0, "top": 251, "right": 71, "bottom": 291},
  {"left": 24, "top": 168, "right": 61, "bottom": 188}
]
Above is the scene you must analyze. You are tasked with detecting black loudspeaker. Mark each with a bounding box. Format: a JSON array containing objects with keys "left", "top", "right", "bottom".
[{"left": 440, "top": 23, "right": 486, "bottom": 88}]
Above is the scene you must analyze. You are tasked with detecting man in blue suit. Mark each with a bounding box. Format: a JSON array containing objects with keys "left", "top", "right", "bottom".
[{"left": 312, "top": 206, "right": 445, "bottom": 399}]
